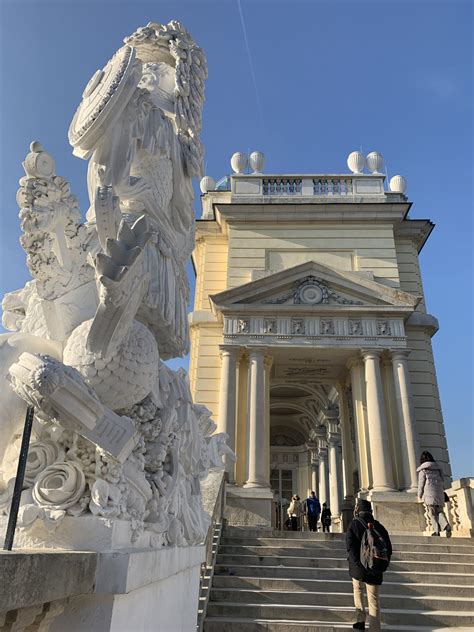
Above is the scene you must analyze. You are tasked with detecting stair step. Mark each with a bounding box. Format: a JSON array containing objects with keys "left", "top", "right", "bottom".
[
  {"left": 204, "top": 527, "right": 474, "bottom": 631},
  {"left": 216, "top": 553, "right": 474, "bottom": 573},
  {"left": 204, "top": 617, "right": 474, "bottom": 632},
  {"left": 223, "top": 528, "right": 473, "bottom": 545},
  {"left": 206, "top": 602, "right": 474, "bottom": 626},
  {"left": 218, "top": 545, "right": 474, "bottom": 561},
  {"left": 209, "top": 587, "right": 474, "bottom": 611},
  {"left": 211, "top": 575, "right": 474, "bottom": 597},
  {"left": 220, "top": 536, "right": 474, "bottom": 551},
  {"left": 214, "top": 564, "right": 474, "bottom": 584}
]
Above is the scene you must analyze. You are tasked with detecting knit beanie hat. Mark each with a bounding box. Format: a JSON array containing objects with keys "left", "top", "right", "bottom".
[{"left": 357, "top": 498, "right": 372, "bottom": 513}]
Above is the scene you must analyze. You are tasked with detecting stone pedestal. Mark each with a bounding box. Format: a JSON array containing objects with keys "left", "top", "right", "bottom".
[
  {"left": 0, "top": 515, "right": 165, "bottom": 552},
  {"left": 364, "top": 491, "right": 426, "bottom": 534},
  {"left": 0, "top": 545, "right": 205, "bottom": 632},
  {"left": 224, "top": 485, "right": 274, "bottom": 527}
]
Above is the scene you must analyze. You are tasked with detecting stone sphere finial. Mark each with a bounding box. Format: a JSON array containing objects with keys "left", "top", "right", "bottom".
[
  {"left": 347, "top": 151, "right": 366, "bottom": 174},
  {"left": 230, "top": 152, "right": 248, "bottom": 174},
  {"left": 200, "top": 176, "right": 216, "bottom": 194},
  {"left": 249, "top": 151, "right": 265, "bottom": 174},
  {"left": 23, "top": 142, "right": 55, "bottom": 179},
  {"left": 389, "top": 175, "right": 407, "bottom": 194},
  {"left": 366, "top": 151, "right": 384, "bottom": 174}
]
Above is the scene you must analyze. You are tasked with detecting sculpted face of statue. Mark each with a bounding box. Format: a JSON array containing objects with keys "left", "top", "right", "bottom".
[{"left": 139, "top": 62, "right": 176, "bottom": 117}]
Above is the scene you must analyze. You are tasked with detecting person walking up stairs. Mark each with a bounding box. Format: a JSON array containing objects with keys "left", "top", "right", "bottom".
[{"left": 203, "top": 524, "right": 474, "bottom": 630}]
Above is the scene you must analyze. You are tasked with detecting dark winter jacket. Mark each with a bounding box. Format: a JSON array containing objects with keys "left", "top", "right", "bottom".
[
  {"left": 345, "top": 511, "right": 392, "bottom": 585},
  {"left": 305, "top": 497, "right": 321, "bottom": 516},
  {"left": 417, "top": 461, "right": 445, "bottom": 506},
  {"left": 321, "top": 507, "right": 332, "bottom": 525}
]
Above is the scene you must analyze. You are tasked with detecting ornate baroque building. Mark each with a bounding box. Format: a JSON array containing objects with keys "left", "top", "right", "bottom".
[{"left": 190, "top": 152, "right": 451, "bottom": 531}]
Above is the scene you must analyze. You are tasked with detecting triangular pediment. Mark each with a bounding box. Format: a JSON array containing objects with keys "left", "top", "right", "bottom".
[{"left": 210, "top": 261, "right": 420, "bottom": 313}]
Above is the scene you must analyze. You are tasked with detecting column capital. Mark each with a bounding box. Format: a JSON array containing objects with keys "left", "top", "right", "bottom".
[
  {"left": 307, "top": 445, "right": 319, "bottom": 462},
  {"left": 264, "top": 353, "right": 274, "bottom": 370},
  {"left": 219, "top": 344, "right": 241, "bottom": 360},
  {"left": 391, "top": 349, "right": 411, "bottom": 362},
  {"left": 346, "top": 355, "right": 363, "bottom": 371},
  {"left": 317, "top": 440, "right": 328, "bottom": 459},
  {"left": 247, "top": 346, "right": 267, "bottom": 361},
  {"left": 322, "top": 406, "right": 339, "bottom": 422},
  {"left": 326, "top": 419, "right": 341, "bottom": 439},
  {"left": 361, "top": 348, "right": 384, "bottom": 362}
]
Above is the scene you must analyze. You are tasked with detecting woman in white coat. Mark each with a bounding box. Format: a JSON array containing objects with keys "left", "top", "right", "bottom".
[{"left": 417, "top": 451, "right": 452, "bottom": 537}]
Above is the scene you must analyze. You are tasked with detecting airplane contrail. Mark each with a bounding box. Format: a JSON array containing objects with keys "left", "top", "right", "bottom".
[{"left": 236, "top": 0, "right": 265, "bottom": 131}]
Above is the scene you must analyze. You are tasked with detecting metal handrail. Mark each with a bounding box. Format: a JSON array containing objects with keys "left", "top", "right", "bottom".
[
  {"left": 196, "top": 470, "right": 226, "bottom": 631},
  {"left": 3, "top": 405, "right": 34, "bottom": 550}
]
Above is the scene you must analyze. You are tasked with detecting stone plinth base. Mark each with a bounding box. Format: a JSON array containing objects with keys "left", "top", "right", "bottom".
[
  {"left": 1, "top": 545, "right": 205, "bottom": 632},
  {"left": 0, "top": 515, "right": 161, "bottom": 552},
  {"left": 363, "top": 490, "right": 426, "bottom": 534},
  {"left": 225, "top": 486, "right": 274, "bottom": 527},
  {"left": 447, "top": 478, "right": 474, "bottom": 537}
]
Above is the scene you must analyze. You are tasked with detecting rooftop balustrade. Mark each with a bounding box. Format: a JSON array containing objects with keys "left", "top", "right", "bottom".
[{"left": 230, "top": 173, "right": 387, "bottom": 197}]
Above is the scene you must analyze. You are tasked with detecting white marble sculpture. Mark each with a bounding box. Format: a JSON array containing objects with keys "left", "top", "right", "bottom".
[{"left": 0, "top": 21, "right": 231, "bottom": 548}]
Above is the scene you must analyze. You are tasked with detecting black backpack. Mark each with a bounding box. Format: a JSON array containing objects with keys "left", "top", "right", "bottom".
[{"left": 357, "top": 518, "right": 390, "bottom": 572}]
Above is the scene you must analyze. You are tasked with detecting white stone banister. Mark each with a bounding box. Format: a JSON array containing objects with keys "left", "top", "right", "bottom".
[
  {"left": 262, "top": 177, "right": 302, "bottom": 195},
  {"left": 231, "top": 173, "right": 386, "bottom": 197},
  {"left": 313, "top": 176, "right": 354, "bottom": 195}
]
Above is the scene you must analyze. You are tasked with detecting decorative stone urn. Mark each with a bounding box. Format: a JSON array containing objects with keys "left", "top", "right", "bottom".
[
  {"left": 249, "top": 151, "right": 265, "bottom": 173},
  {"left": 390, "top": 174, "right": 407, "bottom": 193},
  {"left": 366, "top": 151, "right": 384, "bottom": 174},
  {"left": 200, "top": 176, "right": 216, "bottom": 193},
  {"left": 230, "top": 152, "right": 248, "bottom": 174},
  {"left": 347, "top": 151, "right": 366, "bottom": 174}
]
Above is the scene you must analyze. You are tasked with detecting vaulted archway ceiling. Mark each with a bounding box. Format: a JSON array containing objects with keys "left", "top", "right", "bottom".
[{"left": 270, "top": 382, "right": 337, "bottom": 446}]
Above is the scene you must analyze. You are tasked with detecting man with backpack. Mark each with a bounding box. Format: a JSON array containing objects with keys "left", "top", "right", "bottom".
[
  {"left": 346, "top": 498, "right": 392, "bottom": 631},
  {"left": 305, "top": 491, "right": 321, "bottom": 531}
]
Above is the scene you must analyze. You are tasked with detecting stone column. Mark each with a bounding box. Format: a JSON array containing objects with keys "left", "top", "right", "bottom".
[
  {"left": 263, "top": 354, "right": 273, "bottom": 486},
  {"left": 235, "top": 351, "right": 249, "bottom": 485},
  {"left": 337, "top": 382, "right": 355, "bottom": 501},
  {"left": 381, "top": 356, "right": 403, "bottom": 489},
  {"left": 362, "top": 349, "right": 395, "bottom": 492},
  {"left": 347, "top": 357, "right": 371, "bottom": 490},
  {"left": 244, "top": 347, "right": 268, "bottom": 488},
  {"left": 318, "top": 441, "right": 328, "bottom": 505},
  {"left": 327, "top": 423, "right": 341, "bottom": 516},
  {"left": 218, "top": 345, "right": 239, "bottom": 482},
  {"left": 310, "top": 449, "right": 319, "bottom": 493},
  {"left": 391, "top": 350, "right": 420, "bottom": 492}
]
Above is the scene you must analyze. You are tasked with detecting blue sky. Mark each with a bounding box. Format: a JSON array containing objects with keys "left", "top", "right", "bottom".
[{"left": 0, "top": 1, "right": 472, "bottom": 478}]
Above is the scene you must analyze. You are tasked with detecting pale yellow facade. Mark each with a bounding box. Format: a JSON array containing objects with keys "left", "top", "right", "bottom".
[{"left": 189, "top": 172, "right": 450, "bottom": 531}]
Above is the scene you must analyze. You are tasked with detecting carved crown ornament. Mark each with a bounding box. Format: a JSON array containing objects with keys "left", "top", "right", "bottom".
[{"left": 263, "top": 276, "right": 363, "bottom": 306}]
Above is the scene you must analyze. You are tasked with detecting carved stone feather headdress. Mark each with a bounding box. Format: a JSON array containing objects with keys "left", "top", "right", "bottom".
[{"left": 124, "top": 21, "right": 208, "bottom": 179}]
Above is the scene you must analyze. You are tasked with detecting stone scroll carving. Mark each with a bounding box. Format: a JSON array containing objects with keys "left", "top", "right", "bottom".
[{"left": 0, "top": 22, "right": 231, "bottom": 548}]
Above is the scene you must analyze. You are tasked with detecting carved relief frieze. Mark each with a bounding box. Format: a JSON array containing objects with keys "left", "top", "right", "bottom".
[
  {"left": 223, "top": 314, "right": 406, "bottom": 348},
  {"left": 264, "top": 318, "right": 277, "bottom": 334},
  {"left": 377, "top": 320, "right": 392, "bottom": 336},
  {"left": 237, "top": 318, "right": 250, "bottom": 333},
  {"left": 291, "top": 318, "right": 305, "bottom": 334},
  {"left": 320, "top": 319, "right": 335, "bottom": 335},
  {"left": 349, "top": 320, "right": 362, "bottom": 335}
]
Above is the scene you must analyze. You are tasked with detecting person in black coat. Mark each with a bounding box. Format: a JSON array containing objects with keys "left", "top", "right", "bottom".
[{"left": 346, "top": 498, "right": 392, "bottom": 631}]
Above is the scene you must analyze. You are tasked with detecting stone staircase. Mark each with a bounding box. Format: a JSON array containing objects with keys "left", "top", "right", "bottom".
[{"left": 203, "top": 526, "right": 474, "bottom": 631}]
